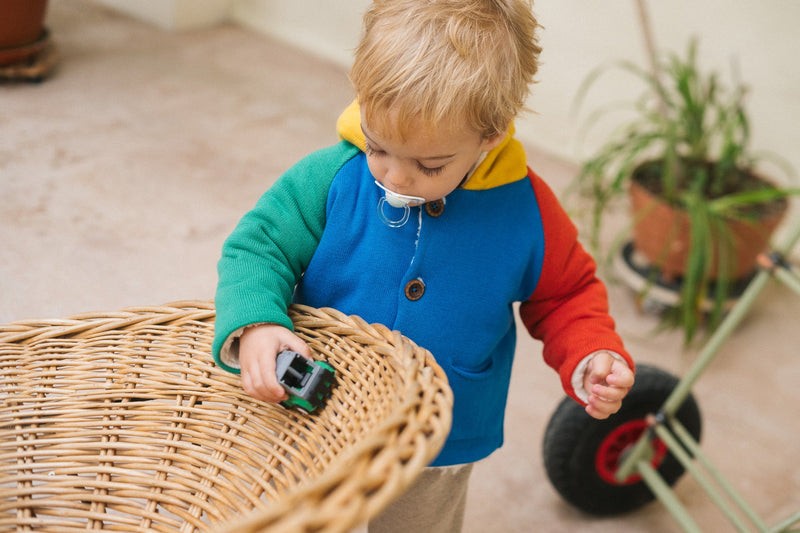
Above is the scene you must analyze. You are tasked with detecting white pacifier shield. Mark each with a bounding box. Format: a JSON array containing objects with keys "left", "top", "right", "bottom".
[
  {"left": 374, "top": 180, "right": 426, "bottom": 228},
  {"left": 374, "top": 180, "right": 425, "bottom": 207}
]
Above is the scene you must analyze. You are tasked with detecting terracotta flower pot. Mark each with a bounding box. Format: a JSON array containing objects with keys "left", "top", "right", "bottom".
[
  {"left": 629, "top": 177, "right": 787, "bottom": 282},
  {"left": 0, "top": 0, "right": 49, "bottom": 66}
]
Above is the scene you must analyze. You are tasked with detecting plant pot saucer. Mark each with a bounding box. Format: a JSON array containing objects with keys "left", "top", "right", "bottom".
[
  {"left": 613, "top": 241, "right": 754, "bottom": 315},
  {"left": 0, "top": 29, "right": 58, "bottom": 83}
]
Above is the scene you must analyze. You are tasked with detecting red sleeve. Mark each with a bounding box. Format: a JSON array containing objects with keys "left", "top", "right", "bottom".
[{"left": 519, "top": 169, "right": 634, "bottom": 403}]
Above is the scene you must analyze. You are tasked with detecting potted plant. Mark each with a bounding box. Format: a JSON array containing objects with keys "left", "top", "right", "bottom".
[
  {"left": 570, "top": 38, "right": 797, "bottom": 344},
  {"left": 0, "top": 0, "right": 49, "bottom": 66}
]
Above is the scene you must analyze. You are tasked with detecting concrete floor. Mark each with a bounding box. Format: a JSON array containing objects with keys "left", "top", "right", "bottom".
[{"left": 2, "top": 2, "right": 799, "bottom": 532}]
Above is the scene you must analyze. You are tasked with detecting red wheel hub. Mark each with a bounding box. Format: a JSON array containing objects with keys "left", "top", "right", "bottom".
[{"left": 595, "top": 419, "right": 667, "bottom": 485}]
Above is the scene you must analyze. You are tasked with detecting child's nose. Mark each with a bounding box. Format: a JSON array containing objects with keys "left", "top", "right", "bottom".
[{"left": 385, "top": 163, "right": 412, "bottom": 190}]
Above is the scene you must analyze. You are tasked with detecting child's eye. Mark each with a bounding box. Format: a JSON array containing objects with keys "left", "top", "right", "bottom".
[
  {"left": 364, "top": 143, "right": 385, "bottom": 157},
  {"left": 417, "top": 162, "right": 445, "bottom": 177}
]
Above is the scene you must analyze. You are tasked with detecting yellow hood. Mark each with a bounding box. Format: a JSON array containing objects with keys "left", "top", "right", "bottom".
[{"left": 336, "top": 100, "right": 528, "bottom": 191}]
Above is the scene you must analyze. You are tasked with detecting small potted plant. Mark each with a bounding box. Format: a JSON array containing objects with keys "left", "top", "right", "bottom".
[
  {"left": 0, "top": 0, "right": 49, "bottom": 66},
  {"left": 570, "top": 38, "right": 797, "bottom": 344}
]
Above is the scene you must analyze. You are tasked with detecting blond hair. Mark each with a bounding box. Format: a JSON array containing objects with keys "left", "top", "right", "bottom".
[{"left": 350, "top": 0, "right": 541, "bottom": 139}]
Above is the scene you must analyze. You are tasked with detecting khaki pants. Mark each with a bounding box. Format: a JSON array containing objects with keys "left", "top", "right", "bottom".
[{"left": 368, "top": 463, "right": 474, "bottom": 533}]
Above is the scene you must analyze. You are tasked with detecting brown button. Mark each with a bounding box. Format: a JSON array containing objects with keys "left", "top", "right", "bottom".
[
  {"left": 404, "top": 279, "right": 425, "bottom": 301},
  {"left": 425, "top": 200, "right": 444, "bottom": 217}
]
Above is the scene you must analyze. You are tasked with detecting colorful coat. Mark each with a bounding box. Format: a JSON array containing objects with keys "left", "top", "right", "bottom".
[{"left": 213, "top": 102, "right": 632, "bottom": 466}]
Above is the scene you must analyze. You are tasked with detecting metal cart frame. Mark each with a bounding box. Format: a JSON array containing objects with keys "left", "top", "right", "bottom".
[{"left": 615, "top": 220, "right": 800, "bottom": 533}]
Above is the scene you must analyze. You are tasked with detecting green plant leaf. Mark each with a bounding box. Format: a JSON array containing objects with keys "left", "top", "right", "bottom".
[{"left": 567, "top": 36, "right": 797, "bottom": 344}]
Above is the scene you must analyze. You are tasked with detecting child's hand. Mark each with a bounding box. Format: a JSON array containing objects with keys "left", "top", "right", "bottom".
[
  {"left": 238, "top": 324, "right": 312, "bottom": 403},
  {"left": 582, "top": 352, "right": 635, "bottom": 420}
]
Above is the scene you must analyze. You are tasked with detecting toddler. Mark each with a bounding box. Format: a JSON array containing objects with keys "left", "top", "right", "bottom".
[{"left": 213, "top": 1, "right": 635, "bottom": 531}]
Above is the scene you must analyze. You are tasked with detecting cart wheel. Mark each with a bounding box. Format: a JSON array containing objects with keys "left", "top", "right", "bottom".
[{"left": 542, "top": 363, "right": 702, "bottom": 515}]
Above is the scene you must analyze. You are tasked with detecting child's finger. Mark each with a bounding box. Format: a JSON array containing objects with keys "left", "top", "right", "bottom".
[
  {"left": 280, "top": 335, "right": 313, "bottom": 361},
  {"left": 590, "top": 383, "right": 627, "bottom": 402},
  {"left": 259, "top": 352, "right": 289, "bottom": 401},
  {"left": 607, "top": 360, "right": 635, "bottom": 388},
  {"left": 585, "top": 396, "right": 622, "bottom": 419},
  {"left": 588, "top": 352, "right": 614, "bottom": 384}
]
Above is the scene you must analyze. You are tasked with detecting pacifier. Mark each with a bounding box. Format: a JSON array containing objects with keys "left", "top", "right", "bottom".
[{"left": 374, "top": 180, "right": 426, "bottom": 228}]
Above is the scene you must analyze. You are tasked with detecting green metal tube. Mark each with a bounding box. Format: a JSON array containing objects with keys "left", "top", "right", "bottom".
[
  {"left": 637, "top": 460, "right": 704, "bottom": 533},
  {"left": 615, "top": 421, "right": 658, "bottom": 481},
  {"left": 775, "top": 218, "right": 800, "bottom": 256},
  {"left": 773, "top": 265, "right": 800, "bottom": 296},
  {"left": 662, "top": 269, "right": 772, "bottom": 416},
  {"left": 768, "top": 509, "right": 800, "bottom": 533},
  {"left": 653, "top": 424, "right": 755, "bottom": 533},
  {"left": 671, "top": 418, "right": 768, "bottom": 531}
]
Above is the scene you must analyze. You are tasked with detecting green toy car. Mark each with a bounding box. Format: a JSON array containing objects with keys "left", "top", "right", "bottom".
[{"left": 275, "top": 350, "right": 336, "bottom": 413}]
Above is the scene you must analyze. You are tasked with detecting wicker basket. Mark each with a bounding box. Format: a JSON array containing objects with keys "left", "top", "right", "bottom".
[{"left": 0, "top": 302, "right": 452, "bottom": 533}]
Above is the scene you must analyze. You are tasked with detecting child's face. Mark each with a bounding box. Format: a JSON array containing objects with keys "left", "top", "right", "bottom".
[{"left": 361, "top": 110, "right": 504, "bottom": 204}]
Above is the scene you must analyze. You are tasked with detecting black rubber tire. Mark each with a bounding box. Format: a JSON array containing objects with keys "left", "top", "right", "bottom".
[{"left": 542, "top": 363, "right": 702, "bottom": 515}]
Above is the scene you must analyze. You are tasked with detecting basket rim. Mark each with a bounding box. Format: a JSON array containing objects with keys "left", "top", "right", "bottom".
[{"left": 0, "top": 301, "right": 453, "bottom": 533}]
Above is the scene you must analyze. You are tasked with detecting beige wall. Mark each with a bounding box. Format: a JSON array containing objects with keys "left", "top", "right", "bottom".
[
  {"left": 94, "top": 0, "right": 235, "bottom": 30},
  {"left": 230, "top": 0, "right": 369, "bottom": 67},
  {"left": 93, "top": 0, "right": 800, "bottom": 177},
  {"left": 525, "top": 1, "right": 800, "bottom": 177}
]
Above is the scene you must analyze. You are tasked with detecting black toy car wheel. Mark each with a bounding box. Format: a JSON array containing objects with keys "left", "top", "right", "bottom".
[{"left": 542, "top": 363, "right": 702, "bottom": 515}]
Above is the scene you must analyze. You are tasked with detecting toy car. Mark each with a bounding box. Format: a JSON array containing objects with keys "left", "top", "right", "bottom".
[{"left": 275, "top": 350, "right": 336, "bottom": 413}]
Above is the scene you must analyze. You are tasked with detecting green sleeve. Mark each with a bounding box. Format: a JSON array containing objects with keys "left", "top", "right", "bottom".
[{"left": 212, "top": 141, "right": 360, "bottom": 372}]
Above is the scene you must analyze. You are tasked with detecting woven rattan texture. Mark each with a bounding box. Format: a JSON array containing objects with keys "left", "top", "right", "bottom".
[{"left": 0, "top": 302, "right": 452, "bottom": 533}]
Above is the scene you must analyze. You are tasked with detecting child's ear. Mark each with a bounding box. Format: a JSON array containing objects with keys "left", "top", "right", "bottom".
[{"left": 480, "top": 129, "right": 508, "bottom": 152}]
